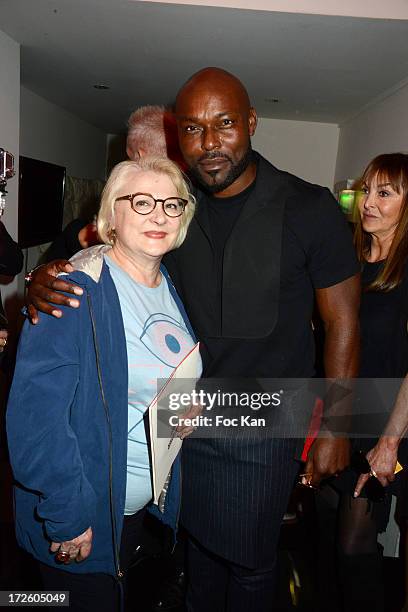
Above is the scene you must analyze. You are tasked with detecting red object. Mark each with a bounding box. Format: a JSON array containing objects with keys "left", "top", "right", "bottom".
[{"left": 301, "top": 397, "right": 324, "bottom": 462}]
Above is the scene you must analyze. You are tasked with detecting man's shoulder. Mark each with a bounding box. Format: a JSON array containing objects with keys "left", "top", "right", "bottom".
[{"left": 255, "top": 156, "right": 353, "bottom": 251}]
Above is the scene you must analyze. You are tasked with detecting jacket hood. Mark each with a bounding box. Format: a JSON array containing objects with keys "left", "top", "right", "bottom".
[{"left": 69, "top": 244, "right": 112, "bottom": 283}]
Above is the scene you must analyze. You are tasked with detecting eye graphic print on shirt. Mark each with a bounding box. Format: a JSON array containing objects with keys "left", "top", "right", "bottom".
[
  {"left": 140, "top": 312, "right": 194, "bottom": 367},
  {"left": 127, "top": 311, "right": 195, "bottom": 441},
  {"left": 126, "top": 309, "right": 194, "bottom": 512}
]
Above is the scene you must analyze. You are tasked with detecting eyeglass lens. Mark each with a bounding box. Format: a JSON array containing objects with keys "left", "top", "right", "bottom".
[{"left": 132, "top": 194, "right": 185, "bottom": 217}]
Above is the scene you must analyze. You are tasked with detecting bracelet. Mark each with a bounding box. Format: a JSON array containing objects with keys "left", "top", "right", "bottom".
[
  {"left": 24, "top": 270, "right": 34, "bottom": 287},
  {"left": 24, "top": 265, "right": 41, "bottom": 287}
]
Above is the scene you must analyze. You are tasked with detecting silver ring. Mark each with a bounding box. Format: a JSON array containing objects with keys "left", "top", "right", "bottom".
[{"left": 369, "top": 468, "right": 377, "bottom": 478}]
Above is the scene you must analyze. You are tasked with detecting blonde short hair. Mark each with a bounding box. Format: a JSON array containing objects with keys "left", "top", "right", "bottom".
[{"left": 97, "top": 157, "right": 195, "bottom": 249}]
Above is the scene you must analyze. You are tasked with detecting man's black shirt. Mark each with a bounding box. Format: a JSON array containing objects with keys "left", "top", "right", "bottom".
[{"left": 164, "top": 154, "right": 359, "bottom": 379}]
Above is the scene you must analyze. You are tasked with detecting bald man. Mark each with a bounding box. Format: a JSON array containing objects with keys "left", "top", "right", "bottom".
[{"left": 26, "top": 68, "right": 360, "bottom": 611}]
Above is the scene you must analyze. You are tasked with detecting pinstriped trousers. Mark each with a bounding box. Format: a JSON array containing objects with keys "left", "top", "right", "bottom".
[
  {"left": 181, "top": 437, "right": 300, "bottom": 610},
  {"left": 186, "top": 536, "right": 277, "bottom": 612}
]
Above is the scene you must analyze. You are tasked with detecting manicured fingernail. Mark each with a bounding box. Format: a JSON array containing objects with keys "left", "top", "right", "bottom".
[
  {"left": 52, "top": 310, "right": 62, "bottom": 318},
  {"left": 73, "top": 287, "right": 83, "bottom": 295},
  {"left": 353, "top": 491, "right": 358, "bottom": 497},
  {"left": 69, "top": 299, "right": 80, "bottom": 308}
]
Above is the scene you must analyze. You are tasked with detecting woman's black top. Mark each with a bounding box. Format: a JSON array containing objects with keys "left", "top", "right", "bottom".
[
  {"left": 360, "top": 260, "right": 408, "bottom": 378},
  {"left": 335, "top": 259, "right": 408, "bottom": 517}
]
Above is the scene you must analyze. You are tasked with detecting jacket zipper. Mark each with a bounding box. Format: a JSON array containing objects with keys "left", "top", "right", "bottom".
[
  {"left": 171, "top": 457, "right": 182, "bottom": 554},
  {"left": 87, "top": 293, "right": 123, "bottom": 580},
  {"left": 165, "top": 268, "right": 192, "bottom": 546}
]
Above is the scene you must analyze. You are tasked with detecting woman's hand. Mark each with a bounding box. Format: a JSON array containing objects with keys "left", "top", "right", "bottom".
[
  {"left": 176, "top": 403, "right": 203, "bottom": 439},
  {"left": 26, "top": 260, "right": 83, "bottom": 324},
  {"left": 354, "top": 437, "right": 399, "bottom": 497},
  {"left": 50, "top": 526, "right": 93, "bottom": 563}
]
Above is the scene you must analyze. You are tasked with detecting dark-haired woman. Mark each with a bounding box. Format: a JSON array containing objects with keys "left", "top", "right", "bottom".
[{"left": 331, "top": 153, "right": 408, "bottom": 611}]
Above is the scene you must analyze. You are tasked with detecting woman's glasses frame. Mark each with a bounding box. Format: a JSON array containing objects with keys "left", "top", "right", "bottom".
[{"left": 115, "top": 192, "right": 188, "bottom": 218}]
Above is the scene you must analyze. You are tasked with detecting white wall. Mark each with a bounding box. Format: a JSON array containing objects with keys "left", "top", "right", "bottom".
[
  {"left": 0, "top": 29, "right": 20, "bottom": 314},
  {"left": 253, "top": 117, "right": 339, "bottom": 188},
  {"left": 106, "top": 133, "right": 127, "bottom": 175},
  {"left": 139, "top": 0, "right": 408, "bottom": 19},
  {"left": 20, "top": 86, "right": 107, "bottom": 181},
  {"left": 335, "top": 81, "right": 408, "bottom": 184},
  {"left": 20, "top": 86, "right": 108, "bottom": 271}
]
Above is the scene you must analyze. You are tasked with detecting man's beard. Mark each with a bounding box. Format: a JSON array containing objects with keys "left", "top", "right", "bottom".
[{"left": 189, "top": 146, "right": 254, "bottom": 194}]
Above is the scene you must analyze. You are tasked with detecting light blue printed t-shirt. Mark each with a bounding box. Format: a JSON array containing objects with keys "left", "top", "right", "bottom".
[{"left": 105, "top": 254, "right": 198, "bottom": 515}]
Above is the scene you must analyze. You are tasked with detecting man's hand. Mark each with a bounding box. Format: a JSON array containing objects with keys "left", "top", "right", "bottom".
[
  {"left": 176, "top": 403, "right": 203, "bottom": 440},
  {"left": 50, "top": 526, "right": 93, "bottom": 563},
  {"left": 303, "top": 435, "right": 350, "bottom": 487},
  {"left": 354, "top": 438, "right": 399, "bottom": 497},
  {"left": 308, "top": 275, "right": 359, "bottom": 488},
  {"left": 26, "top": 260, "right": 83, "bottom": 324}
]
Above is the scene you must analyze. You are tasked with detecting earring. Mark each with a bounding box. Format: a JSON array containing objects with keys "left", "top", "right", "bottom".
[{"left": 108, "top": 227, "right": 116, "bottom": 243}]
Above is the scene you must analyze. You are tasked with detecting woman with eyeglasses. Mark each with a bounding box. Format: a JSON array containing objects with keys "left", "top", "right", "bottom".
[
  {"left": 6, "top": 157, "right": 201, "bottom": 611},
  {"left": 319, "top": 153, "right": 408, "bottom": 612}
]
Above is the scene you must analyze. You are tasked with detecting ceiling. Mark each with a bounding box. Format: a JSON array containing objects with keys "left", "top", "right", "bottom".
[{"left": 1, "top": 0, "right": 408, "bottom": 133}]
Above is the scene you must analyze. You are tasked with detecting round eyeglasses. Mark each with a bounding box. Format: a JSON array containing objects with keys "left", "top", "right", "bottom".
[{"left": 115, "top": 192, "right": 188, "bottom": 218}]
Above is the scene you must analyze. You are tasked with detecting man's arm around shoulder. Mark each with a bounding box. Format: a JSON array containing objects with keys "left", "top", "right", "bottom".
[{"left": 26, "top": 260, "right": 83, "bottom": 324}]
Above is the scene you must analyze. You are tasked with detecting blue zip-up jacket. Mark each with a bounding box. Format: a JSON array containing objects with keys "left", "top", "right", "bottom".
[{"left": 6, "top": 246, "right": 194, "bottom": 576}]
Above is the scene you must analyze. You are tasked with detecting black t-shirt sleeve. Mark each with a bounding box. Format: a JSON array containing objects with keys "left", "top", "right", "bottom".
[
  {"left": 304, "top": 187, "right": 359, "bottom": 288},
  {"left": 0, "top": 221, "right": 23, "bottom": 276}
]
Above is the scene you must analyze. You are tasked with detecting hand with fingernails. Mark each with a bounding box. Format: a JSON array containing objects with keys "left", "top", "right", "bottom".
[
  {"left": 50, "top": 527, "right": 93, "bottom": 564},
  {"left": 354, "top": 438, "right": 399, "bottom": 498}
]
